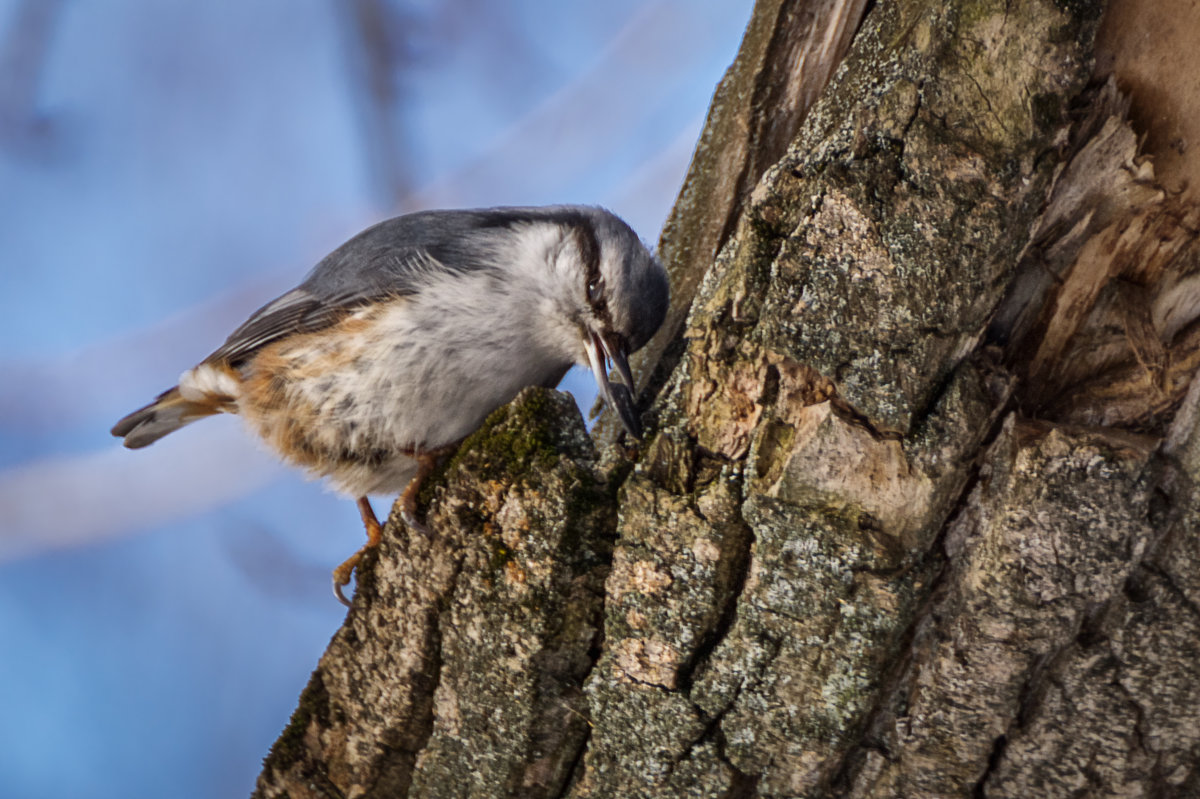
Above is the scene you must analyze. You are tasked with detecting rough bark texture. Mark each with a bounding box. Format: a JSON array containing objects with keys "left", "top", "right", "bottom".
[
  {"left": 256, "top": 391, "right": 614, "bottom": 798},
  {"left": 255, "top": 0, "right": 1200, "bottom": 796},
  {"left": 618, "top": 0, "right": 871, "bottom": 407}
]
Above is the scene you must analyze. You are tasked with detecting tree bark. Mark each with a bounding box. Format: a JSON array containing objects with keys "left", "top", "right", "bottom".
[{"left": 254, "top": 0, "right": 1200, "bottom": 796}]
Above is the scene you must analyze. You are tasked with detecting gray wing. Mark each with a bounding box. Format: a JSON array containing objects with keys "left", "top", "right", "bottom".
[
  {"left": 202, "top": 286, "right": 364, "bottom": 366},
  {"left": 203, "top": 207, "right": 579, "bottom": 366},
  {"left": 204, "top": 244, "right": 448, "bottom": 366}
]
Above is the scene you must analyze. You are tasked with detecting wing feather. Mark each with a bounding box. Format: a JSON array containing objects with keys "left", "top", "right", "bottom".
[
  {"left": 201, "top": 206, "right": 585, "bottom": 366},
  {"left": 204, "top": 247, "right": 434, "bottom": 366},
  {"left": 203, "top": 289, "right": 357, "bottom": 365}
]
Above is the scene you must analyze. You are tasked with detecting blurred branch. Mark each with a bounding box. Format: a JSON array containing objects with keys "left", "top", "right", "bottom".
[
  {"left": 0, "top": 0, "right": 66, "bottom": 152},
  {"left": 334, "top": 0, "right": 420, "bottom": 209},
  {"left": 405, "top": 1, "right": 687, "bottom": 211}
]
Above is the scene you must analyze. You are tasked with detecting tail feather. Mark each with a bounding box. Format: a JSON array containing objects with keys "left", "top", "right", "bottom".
[{"left": 111, "top": 387, "right": 222, "bottom": 449}]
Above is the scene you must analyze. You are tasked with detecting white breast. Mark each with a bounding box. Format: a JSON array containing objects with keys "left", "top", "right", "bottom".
[{"left": 238, "top": 267, "right": 576, "bottom": 496}]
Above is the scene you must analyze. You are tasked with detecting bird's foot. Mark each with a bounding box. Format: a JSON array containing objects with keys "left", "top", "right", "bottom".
[
  {"left": 397, "top": 448, "right": 449, "bottom": 539},
  {"left": 331, "top": 451, "right": 449, "bottom": 604},
  {"left": 400, "top": 507, "right": 433, "bottom": 538},
  {"left": 331, "top": 551, "right": 363, "bottom": 607},
  {"left": 330, "top": 496, "right": 385, "bottom": 607}
]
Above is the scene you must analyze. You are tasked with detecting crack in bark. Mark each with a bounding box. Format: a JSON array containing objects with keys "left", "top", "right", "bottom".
[
  {"left": 676, "top": 516, "right": 757, "bottom": 694},
  {"left": 255, "top": 0, "right": 1193, "bottom": 792},
  {"left": 900, "top": 80, "right": 925, "bottom": 143},
  {"left": 713, "top": 722, "right": 761, "bottom": 799},
  {"left": 1141, "top": 562, "right": 1200, "bottom": 626},
  {"left": 972, "top": 733, "right": 1009, "bottom": 799},
  {"left": 659, "top": 626, "right": 785, "bottom": 788},
  {"left": 550, "top": 721, "right": 593, "bottom": 799},
  {"left": 373, "top": 543, "right": 463, "bottom": 799}
]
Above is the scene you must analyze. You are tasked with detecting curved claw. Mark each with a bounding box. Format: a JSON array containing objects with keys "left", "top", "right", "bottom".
[
  {"left": 401, "top": 508, "right": 433, "bottom": 538},
  {"left": 398, "top": 452, "right": 440, "bottom": 539},
  {"left": 328, "top": 463, "right": 443, "bottom": 605},
  {"left": 331, "top": 552, "right": 361, "bottom": 607},
  {"left": 333, "top": 576, "right": 353, "bottom": 607},
  {"left": 327, "top": 496, "right": 382, "bottom": 606}
]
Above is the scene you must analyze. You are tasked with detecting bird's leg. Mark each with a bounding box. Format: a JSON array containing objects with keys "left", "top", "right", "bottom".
[
  {"left": 331, "top": 496, "right": 383, "bottom": 606},
  {"left": 330, "top": 447, "right": 453, "bottom": 605},
  {"left": 398, "top": 450, "right": 443, "bottom": 537}
]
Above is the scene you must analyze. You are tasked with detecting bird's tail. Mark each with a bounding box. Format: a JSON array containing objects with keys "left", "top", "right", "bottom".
[{"left": 110, "top": 387, "right": 223, "bottom": 449}]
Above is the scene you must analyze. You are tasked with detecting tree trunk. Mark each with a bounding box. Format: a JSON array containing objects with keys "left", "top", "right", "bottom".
[{"left": 254, "top": 0, "right": 1200, "bottom": 796}]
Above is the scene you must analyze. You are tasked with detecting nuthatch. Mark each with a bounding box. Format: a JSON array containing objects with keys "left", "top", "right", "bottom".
[{"left": 111, "top": 206, "right": 669, "bottom": 604}]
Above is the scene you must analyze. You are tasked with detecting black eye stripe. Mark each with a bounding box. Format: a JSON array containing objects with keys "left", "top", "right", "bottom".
[
  {"left": 574, "top": 222, "right": 601, "bottom": 287},
  {"left": 573, "top": 221, "right": 612, "bottom": 326}
]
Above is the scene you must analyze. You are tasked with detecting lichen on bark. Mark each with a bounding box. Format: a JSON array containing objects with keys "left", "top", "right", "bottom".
[
  {"left": 254, "top": 0, "right": 1200, "bottom": 795},
  {"left": 255, "top": 388, "right": 614, "bottom": 799},
  {"left": 568, "top": 0, "right": 1101, "bottom": 795}
]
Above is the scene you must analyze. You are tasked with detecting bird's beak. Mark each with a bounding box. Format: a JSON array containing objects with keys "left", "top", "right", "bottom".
[{"left": 585, "top": 329, "right": 641, "bottom": 439}]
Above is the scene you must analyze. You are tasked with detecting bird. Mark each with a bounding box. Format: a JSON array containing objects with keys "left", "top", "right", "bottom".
[{"left": 111, "top": 205, "right": 669, "bottom": 604}]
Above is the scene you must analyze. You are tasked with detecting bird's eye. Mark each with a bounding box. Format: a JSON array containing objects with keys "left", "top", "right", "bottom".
[{"left": 587, "top": 279, "right": 604, "bottom": 304}]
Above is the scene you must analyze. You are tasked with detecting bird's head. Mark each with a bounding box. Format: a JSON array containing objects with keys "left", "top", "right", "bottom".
[{"left": 555, "top": 208, "right": 669, "bottom": 439}]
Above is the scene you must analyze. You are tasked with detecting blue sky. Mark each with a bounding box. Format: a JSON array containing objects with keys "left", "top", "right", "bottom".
[{"left": 0, "top": 1, "right": 752, "bottom": 796}]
